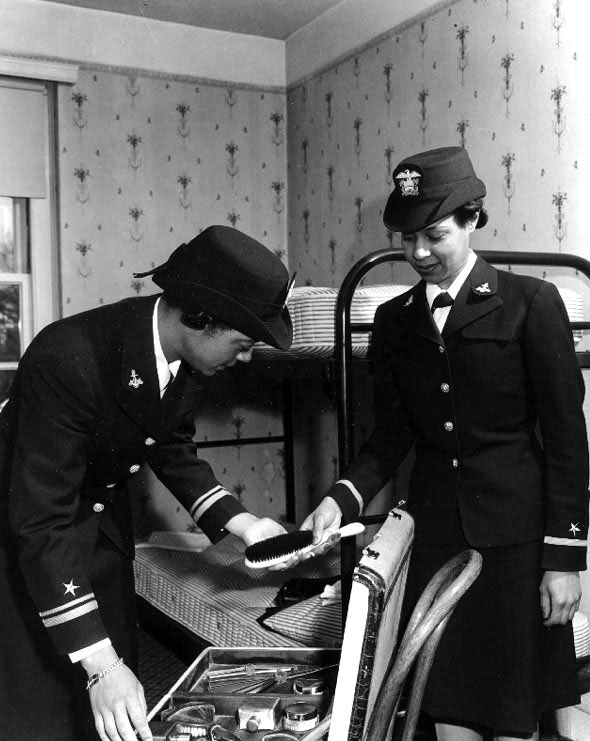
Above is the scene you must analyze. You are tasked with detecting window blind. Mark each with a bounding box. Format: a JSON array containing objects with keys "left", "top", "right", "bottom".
[{"left": 0, "top": 78, "right": 47, "bottom": 198}]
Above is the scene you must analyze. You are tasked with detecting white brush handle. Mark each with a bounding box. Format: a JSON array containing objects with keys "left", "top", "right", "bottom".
[
  {"left": 317, "top": 521, "right": 365, "bottom": 546},
  {"left": 335, "top": 522, "right": 365, "bottom": 538}
]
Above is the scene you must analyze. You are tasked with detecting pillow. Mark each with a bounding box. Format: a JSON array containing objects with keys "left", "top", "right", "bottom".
[{"left": 258, "top": 595, "right": 342, "bottom": 648}]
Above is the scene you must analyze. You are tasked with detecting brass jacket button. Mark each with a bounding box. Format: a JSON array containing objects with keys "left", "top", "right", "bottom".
[{"left": 93, "top": 502, "right": 105, "bottom": 513}]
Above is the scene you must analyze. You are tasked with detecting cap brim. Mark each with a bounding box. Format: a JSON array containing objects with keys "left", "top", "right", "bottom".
[{"left": 155, "top": 279, "right": 293, "bottom": 350}]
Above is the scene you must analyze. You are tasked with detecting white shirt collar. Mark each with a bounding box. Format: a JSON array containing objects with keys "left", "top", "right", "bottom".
[
  {"left": 153, "top": 297, "right": 181, "bottom": 394},
  {"left": 425, "top": 250, "right": 477, "bottom": 306}
]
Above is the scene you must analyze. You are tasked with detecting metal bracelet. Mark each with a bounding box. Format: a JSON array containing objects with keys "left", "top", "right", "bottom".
[{"left": 86, "top": 657, "right": 125, "bottom": 691}]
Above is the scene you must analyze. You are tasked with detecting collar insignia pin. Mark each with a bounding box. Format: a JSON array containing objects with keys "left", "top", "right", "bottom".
[
  {"left": 474, "top": 282, "right": 491, "bottom": 294},
  {"left": 569, "top": 522, "right": 581, "bottom": 537},
  {"left": 129, "top": 369, "right": 144, "bottom": 389},
  {"left": 403, "top": 295, "right": 414, "bottom": 308}
]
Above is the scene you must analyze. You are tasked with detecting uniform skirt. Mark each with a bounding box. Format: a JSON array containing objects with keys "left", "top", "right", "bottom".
[{"left": 402, "top": 519, "right": 579, "bottom": 735}]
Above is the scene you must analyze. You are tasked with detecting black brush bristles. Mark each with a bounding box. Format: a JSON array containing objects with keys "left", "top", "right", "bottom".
[{"left": 244, "top": 530, "right": 314, "bottom": 568}]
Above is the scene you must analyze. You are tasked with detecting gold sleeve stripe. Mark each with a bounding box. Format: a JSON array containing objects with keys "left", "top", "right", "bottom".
[
  {"left": 41, "top": 599, "right": 99, "bottom": 628},
  {"left": 190, "top": 486, "right": 232, "bottom": 522},
  {"left": 39, "top": 592, "right": 96, "bottom": 618},
  {"left": 335, "top": 479, "right": 364, "bottom": 515},
  {"left": 544, "top": 536, "right": 587, "bottom": 547}
]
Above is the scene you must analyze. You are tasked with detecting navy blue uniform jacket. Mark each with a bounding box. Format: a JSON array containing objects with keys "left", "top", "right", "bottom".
[
  {"left": 330, "top": 257, "right": 589, "bottom": 572},
  {"left": 0, "top": 295, "right": 247, "bottom": 657}
]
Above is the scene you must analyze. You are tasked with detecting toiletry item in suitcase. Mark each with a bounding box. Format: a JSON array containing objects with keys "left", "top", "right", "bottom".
[
  {"left": 149, "top": 647, "right": 340, "bottom": 739},
  {"left": 328, "top": 506, "right": 414, "bottom": 740}
]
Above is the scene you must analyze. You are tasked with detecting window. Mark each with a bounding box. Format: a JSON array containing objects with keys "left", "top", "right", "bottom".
[
  {"left": 0, "top": 66, "right": 72, "bottom": 410},
  {"left": 0, "top": 197, "right": 32, "bottom": 407}
]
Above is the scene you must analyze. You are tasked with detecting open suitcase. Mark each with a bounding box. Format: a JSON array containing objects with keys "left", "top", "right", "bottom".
[
  {"left": 148, "top": 506, "right": 414, "bottom": 740},
  {"left": 329, "top": 507, "right": 413, "bottom": 739}
]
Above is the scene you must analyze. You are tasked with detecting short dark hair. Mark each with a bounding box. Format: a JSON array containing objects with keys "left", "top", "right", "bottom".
[
  {"left": 453, "top": 198, "right": 488, "bottom": 228},
  {"left": 162, "top": 293, "right": 233, "bottom": 334}
]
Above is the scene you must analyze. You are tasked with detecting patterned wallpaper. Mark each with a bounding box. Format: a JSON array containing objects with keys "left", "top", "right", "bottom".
[
  {"left": 287, "top": 0, "right": 586, "bottom": 288},
  {"left": 52, "top": 0, "right": 588, "bottom": 530},
  {"left": 59, "top": 70, "right": 287, "bottom": 309},
  {"left": 57, "top": 68, "right": 290, "bottom": 531},
  {"left": 286, "top": 0, "right": 589, "bottom": 515}
]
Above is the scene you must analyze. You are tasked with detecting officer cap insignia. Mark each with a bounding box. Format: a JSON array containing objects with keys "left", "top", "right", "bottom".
[
  {"left": 569, "top": 522, "right": 581, "bottom": 537},
  {"left": 394, "top": 167, "right": 422, "bottom": 197},
  {"left": 129, "top": 369, "right": 144, "bottom": 389}
]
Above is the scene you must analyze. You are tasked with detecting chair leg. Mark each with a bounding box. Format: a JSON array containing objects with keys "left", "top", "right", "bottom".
[
  {"left": 300, "top": 550, "right": 482, "bottom": 741},
  {"left": 399, "top": 616, "right": 450, "bottom": 741}
]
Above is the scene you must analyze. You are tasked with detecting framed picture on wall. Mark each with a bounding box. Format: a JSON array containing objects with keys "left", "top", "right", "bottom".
[{"left": 0, "top": 281, "right": 22, "bottom": 362}]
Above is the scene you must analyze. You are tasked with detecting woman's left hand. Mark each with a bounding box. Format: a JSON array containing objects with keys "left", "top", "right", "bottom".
[
  {"left": 225, "top": 512, "right": 286, "bottom": 546},
  {"left": 539, "top": 570, "right": 581, "bottom": 626}
]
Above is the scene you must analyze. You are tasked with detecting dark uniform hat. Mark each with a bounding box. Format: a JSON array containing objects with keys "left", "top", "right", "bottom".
[
  {"left": 383, "top": 146, "right": 487, "bottom": 232},
  {"left": 135, "top": 225, "right": 293, "bottom": 350}
]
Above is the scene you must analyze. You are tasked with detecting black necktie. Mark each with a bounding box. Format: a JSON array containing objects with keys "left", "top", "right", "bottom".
[
  {"left": 430, "top": 292, "right": 454, "bottom": 313},
  {"left": 161, "top": 371, "right": 174, "bottom": 399}
]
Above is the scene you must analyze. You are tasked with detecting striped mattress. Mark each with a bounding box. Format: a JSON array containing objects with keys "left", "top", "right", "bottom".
[
  {"left": 254, "top": 283, "right": 584, "bottom": 360},
  {"left": 255, "top": 284, "right": 412, "bottom": 359},
  {"left": 134, "top": 533, "right": 341, "bottom": 648}
]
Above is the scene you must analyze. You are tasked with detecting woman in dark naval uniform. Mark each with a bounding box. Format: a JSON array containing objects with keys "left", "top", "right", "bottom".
[
  {"left": 0, "top": 225, "right": 294, "bottom": 741},
  {"left": 299, "top": 147, "right": 588, "bottom": 741}
]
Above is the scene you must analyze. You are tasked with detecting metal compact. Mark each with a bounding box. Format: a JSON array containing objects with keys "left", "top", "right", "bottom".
[{"left": 282, "top": 702, "right": 319, "bottom": 733}]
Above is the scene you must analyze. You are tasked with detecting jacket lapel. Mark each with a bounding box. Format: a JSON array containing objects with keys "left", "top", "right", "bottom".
[
  {"left": 116, "top": 296, "right": 164, "bottom": 435},
  {"left": 443, "top": 257, "right": 503, "bottom": 338},
  {"left": 399, "top": 282, "right": 442, "bottom": 345}
]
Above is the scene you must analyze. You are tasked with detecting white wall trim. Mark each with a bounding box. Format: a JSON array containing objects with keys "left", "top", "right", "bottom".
[
  {"left": 0, "top": 54, "right": 78, "bottom": 84},
  {"left": 0, "top": 0, "right": 285, "bottom": 88}
]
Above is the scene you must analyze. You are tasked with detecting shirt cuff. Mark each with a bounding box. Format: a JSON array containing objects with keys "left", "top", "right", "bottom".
[{"left": 69, "top": 638, "right": 112, "bottom": 664}]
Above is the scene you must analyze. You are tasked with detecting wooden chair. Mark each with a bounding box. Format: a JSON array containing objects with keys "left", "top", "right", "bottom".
[{"left": 300, "top": 548, "right": 483, "bottom": 741}]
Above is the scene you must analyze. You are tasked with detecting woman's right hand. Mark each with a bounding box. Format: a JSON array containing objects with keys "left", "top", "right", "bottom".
[
  {"left": 272, "top": 497, "right": 344, "bottom": 571},
  {"left": 301, "top": 496, "right": 343, "bottom": 548},
  {"left": 82, "top": 648, "right": 152, "bottom": 741}
]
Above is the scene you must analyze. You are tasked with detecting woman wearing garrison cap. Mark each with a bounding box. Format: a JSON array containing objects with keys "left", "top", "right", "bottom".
[
  {"left": 0, "top": 226, "right": 295, "bottom": 741},
  {"left": 300, "top": 148, "right": 588, "bottom": 740}
]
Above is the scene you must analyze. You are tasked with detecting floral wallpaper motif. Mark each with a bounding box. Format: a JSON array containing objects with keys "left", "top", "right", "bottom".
[
  {"left": 59, "top": 70, "right": 287, "bottom": 312},
  {"left": 53, "top": 0, "right": 588, "bottom": 527},
  {"left": 287, "top": 0, "right": 586, "bottom": 288},
  {"left": 287, "top": 0, "right": 588, "bottom": 511},
  {"left": 58, "top": 68, "right": 288, "bottom": 531}
]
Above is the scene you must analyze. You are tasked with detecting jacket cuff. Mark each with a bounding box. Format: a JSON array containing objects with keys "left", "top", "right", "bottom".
[
  {"left": 326, "top": 482, "right": 362, "bottom": 524},
  {"left": 196, "top": 492, "right": 247, "bottom": 544},
  {"left": 541, "top": 542, "right": 588, "bottom": 572},
  {"left": 44, "top": 605, "right": 108, "bottom": 656}
]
